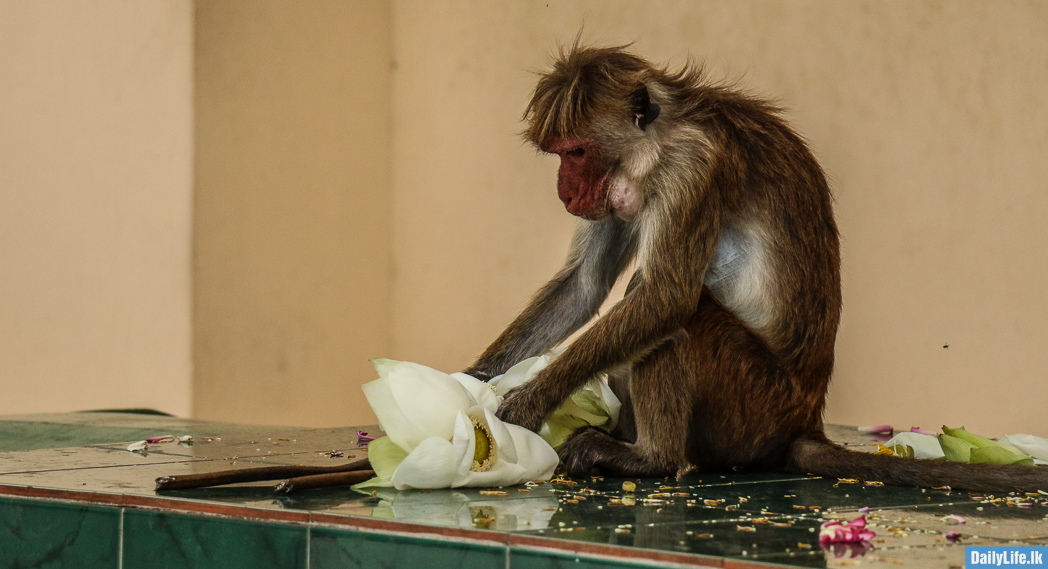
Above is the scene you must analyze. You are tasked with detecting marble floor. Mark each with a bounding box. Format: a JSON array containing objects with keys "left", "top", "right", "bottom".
[{"left": 1, "top": 412, "right": 1046, "bottom": 568}]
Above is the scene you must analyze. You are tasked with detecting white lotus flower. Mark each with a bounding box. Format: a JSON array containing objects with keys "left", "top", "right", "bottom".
[{"left": 358, "top": 359, "right": 558, "bottom": 490}]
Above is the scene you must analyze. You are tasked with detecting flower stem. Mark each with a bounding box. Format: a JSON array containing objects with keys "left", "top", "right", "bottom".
[
  {"left": 274, "top": 469, "right": 376, "bottom": 493},
  {"left": 155, "top": 457, "right": 371, "bottom": 491}
]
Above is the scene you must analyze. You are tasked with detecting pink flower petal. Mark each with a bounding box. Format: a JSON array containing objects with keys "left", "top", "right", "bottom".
[
  {"left": 819, "top": 515, "right": 876, "bottom": 544},
  {"left": 910, "top": 427, "right": 938, "bottom": 436},
  {"left": 946, "top": 531, "right": 961, "bottom": 542},
  {"left": 858, "top": 425, "right": 893, "bottom": 435}
]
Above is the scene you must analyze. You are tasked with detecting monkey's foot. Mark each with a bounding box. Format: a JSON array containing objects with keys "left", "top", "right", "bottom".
[{"left": 559, "top": 427, "right": 675, "bottom": 478}]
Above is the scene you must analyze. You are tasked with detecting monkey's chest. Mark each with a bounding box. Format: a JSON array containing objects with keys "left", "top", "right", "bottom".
[{"left": 704, "top": 225, "right": 776, "bottom": 333}]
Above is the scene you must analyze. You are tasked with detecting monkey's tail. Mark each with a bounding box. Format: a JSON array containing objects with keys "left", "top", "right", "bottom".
[{"left": 787, "top": 436, "right": 1048, "bottom": 493}]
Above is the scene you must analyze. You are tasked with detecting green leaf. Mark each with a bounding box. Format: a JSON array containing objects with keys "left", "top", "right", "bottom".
[
  {"left": 938, "top": 433, "right": 976, "bottom": 463},
  {"left": 970, "top": 446, "right": 1035, "bottom": 466}
]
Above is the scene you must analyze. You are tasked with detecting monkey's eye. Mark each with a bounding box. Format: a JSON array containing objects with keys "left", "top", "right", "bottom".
[
  {"left": 630, "top": 86, "right": 661, "bottom": 132},
  {"left": 565, "top": 148, "right": 585, "bottom": 157}
]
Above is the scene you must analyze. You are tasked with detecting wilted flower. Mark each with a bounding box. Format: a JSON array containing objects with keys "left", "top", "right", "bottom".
[
  {"left": 818, "top": 515, "right": 875, "bottom": 544},
  {"left": 940, "top": 514, "right": 966, "bottom": 525}
]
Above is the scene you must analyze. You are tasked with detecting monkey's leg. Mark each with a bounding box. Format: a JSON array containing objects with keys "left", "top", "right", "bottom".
[
  {"left": 561, "top": 293, "right": 807, "bottom": 477},
  {"left": 678, "top": 293, "right": 813, "bottom": 470},
  {"left": 559, "top": 333, "right": 698, "bottom": 478}
]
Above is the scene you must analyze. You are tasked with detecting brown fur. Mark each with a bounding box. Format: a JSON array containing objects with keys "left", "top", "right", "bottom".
[{"left": 466, "top": 43, "right": 1048, "bottom": 492}]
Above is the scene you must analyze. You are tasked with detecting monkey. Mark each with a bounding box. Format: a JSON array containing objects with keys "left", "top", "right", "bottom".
[{"left": 464, "top": 43, "right": 1048, "bottom": 493}]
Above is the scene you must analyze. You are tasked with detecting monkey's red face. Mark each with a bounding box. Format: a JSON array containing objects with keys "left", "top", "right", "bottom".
[{"left": 544, "top": 138, "right": 612, "bottom": 220}]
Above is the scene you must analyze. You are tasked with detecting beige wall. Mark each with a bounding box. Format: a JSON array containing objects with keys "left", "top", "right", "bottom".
[
  {"left": 192, "top": 1, "right": 392, "bottom": 426},
  {"left": 7, "top": 2, "right": 1045, "bottom": 438},
  {"left": 392, "top": 1, "right": 1048, "bottom": 437},
  {"left": 0, "top": 1, "right": 193, "bottom": 416}
]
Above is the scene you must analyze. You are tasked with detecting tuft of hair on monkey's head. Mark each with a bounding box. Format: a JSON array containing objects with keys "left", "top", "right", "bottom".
[{"left": 523, "top": 43, "right": 654, "bottom": 150}]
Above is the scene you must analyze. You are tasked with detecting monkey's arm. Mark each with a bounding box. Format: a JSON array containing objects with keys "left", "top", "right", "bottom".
[
  {"left": 497, "top": 187, "right": 720, "bottom": 432},
  {"left": 465, "top": 217, "right": 636, "bottom": 380}
]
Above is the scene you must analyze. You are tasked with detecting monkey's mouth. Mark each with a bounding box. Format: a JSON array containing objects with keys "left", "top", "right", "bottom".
[
  {"left": 566, "top": 173, "right": 611, "bottom": 220},
  {"left": 548, "top": 138, "right": 613, "bottom": 220}
]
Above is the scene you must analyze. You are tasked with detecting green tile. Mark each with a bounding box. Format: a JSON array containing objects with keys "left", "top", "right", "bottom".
[
  {"left": 509, "top": 548, "right": 671, "bottom": 569},
  {"left": 0, "top": 496, "right": 119, "bottom": 568},
  {"left": 122, "top": 510, "right": 306, "bottom": 569},
  {"left": 311, "top": 527, "right": 504, "bottom": 569}
]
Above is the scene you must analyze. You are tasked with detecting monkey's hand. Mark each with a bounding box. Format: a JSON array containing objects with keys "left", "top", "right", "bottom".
[{"left": 495, "top": 382, "right": 548, "bottom": 433}]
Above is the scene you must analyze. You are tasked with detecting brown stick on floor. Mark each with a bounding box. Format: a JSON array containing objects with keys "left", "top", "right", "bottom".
[
  {"left": 275, "top": 469, "right": 376, "bottom": 493},
  {"left": 155, "top": 457, "right": 371, "bottom": 491}
]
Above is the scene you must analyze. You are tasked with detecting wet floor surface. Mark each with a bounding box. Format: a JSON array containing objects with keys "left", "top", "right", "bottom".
[{"left": 1, "top": 413, "right": 1046, "bottom": 568}]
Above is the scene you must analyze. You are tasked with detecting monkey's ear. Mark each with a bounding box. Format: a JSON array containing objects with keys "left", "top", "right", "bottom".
[{"left": 630, "top": 85, "right": 661, "bottom": 131}]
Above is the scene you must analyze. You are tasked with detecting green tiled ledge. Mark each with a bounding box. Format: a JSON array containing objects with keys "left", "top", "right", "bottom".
[
  {"left": 0, "top": 496, "right": 714, "bottom": 569},
  {"left": 311, "top": 529, "right": 506, "bottom": 569},
  {"left": 0, "top": 497, "right": 120, "bottom": 568}
]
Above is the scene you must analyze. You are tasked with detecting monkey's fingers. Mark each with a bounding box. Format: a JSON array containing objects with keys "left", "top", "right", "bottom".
[
  {"left": 274, "top": 469, "right": 376, "bottom": 493},
  {"left": 496, "top": 386, "right": 546, "bottom": 434},
  {"left": 155, "top": 458, "right": 371, "bottom": 491}
]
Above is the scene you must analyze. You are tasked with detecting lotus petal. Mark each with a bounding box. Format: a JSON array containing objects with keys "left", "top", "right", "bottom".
[
  {"left": 942, "top": 426, "right": 999, "bottom": 448},
  {"left": 370, "top": 358, "right": 399, "bottom": 378},
  {"left": 489, "top": 355, "right": 552, "bottom": 396},
  {"left": 385, "top": 362, "right": 475, "bottom": 450},
  {"left": 390, "top": 436, "right": 461, "bottom": 490},
  {"left": 943, "top": 426, "right": 1032, "bottom": 464},
  {"left": 882, "top": 432, "right": 945, "bottom": 459},
  {"left": 450, "top": 372, "right": 500, "bottom": 413},
  {"left": 1000, "top": 434, "right": 1048, "bottom": 463},
  {"left": 938, "top": 433, "right": 976, "bottom": 463},
  {"left": 819, "top": 515, "right": 875, "bottom": 544},
  {"left": 366, "top": 436, "right": 408, "bottom": 482},
  {"left": 969, "top": 445, "right": 1034, "bottom": 466}
]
